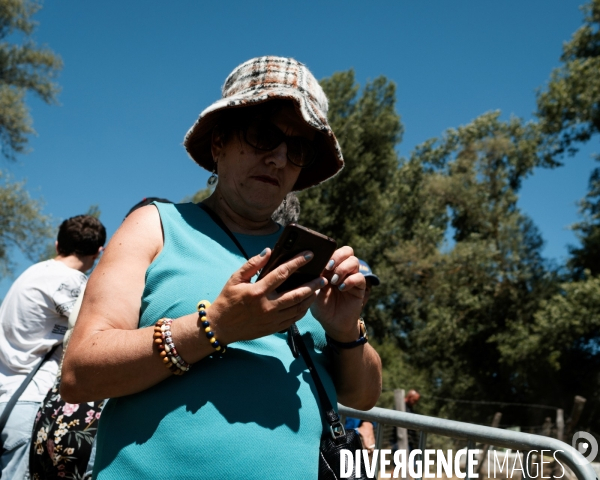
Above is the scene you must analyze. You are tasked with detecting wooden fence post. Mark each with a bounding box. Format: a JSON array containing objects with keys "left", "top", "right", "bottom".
[
  {"left": 566, "top": 396, "right": 586, "bottom": 438},
  {"left": 542, "top": 417, "right": 552, "bottom": 437},
  {"left": 476, "top": 412, "right": 502, "bottom": 474},
  {"left": 394, "top": 389, "right": 408, "bottom": 480},
  {"left": 552, "top": 409, "right": 565, "bottom": 479},
  {"left": 556, "top": 409, "right": 564, "bottom": 442},
  {"left": 394, "top": 389, "right": 408, "bottom": 450}
]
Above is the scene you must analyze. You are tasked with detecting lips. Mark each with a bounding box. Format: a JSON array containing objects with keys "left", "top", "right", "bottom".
[{"left": 251, "top": 175, "right": 280, "bottom": 186}]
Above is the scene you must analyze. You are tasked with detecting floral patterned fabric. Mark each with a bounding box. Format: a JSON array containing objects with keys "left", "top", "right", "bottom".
[{"left": 29, "top": 375, "right": 104, "bottom": 480}]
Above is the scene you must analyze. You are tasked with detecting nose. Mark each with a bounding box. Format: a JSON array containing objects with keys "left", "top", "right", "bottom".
[{"left": 266, "top": 140, "right": 288, "bottom": 169}]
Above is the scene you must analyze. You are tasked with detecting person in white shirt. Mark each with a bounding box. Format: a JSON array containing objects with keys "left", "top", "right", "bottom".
[
  {"left": 29, "top": 197, "right": 171, "bottom": 480},
  {"left": 0, "top": 214, "right": 106, "bottom": 479}
]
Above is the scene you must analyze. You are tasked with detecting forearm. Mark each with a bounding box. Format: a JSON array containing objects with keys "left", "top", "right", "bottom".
[
  {"left": 330, "top": 343, "right": 382, "bottom": 410},
  {"left": 61, "top": 312, "right": 216, "bottom": 403}
]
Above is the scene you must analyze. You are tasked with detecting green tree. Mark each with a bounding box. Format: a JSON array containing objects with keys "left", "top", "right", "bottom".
[
  {"left": 0, "top": 0, "right": 62, "bottom": 277},
  {"left": 299, "top": 71, "right": 402, "bottom": 260},
  {"left": 0, "top": 171, "right": 51, "bottom": 276},
  {"left": 534, "top": 1, "right": 600, "bottom": 433},
  {"left": 498, "top": 273, "right": 600, "bottom": 433},
  {"left": 570, "top": 158, "right": 600, "bottom": 276},
  {"left": 388, "top": 112, "right": 561, "bottom": 425},
  {"left": 299, "top": 70, "right": 403, "bottom": 336},
  {"left": 536, "top": 0, "right": 600, "bottom": 158},
  {"left": 0, "top": 0, "right": 62, "bottom": 159}
]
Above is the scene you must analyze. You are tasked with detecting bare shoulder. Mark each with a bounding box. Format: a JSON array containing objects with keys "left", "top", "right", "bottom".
[
  {"left": 107, "top": 204, "right": 163, "bottom": 259},
  {"left": 79, "top": 204, "right": 164, "bottom": 332},
  {"left": 93, "top": 204, "right": 163, "bottom": 283}
]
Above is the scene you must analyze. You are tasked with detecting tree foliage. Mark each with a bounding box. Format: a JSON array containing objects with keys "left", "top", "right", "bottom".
[
  {"left": 536, "top": 0, "right": 600, "bottom": 158},
  {"left": 386, "top": 113, "right": 562, "bottom": 423},
  {"left": 298, "top": 70, "right": 403, "bottom": 336},
  {"left": 0, "top": 171, "right": 51, "bottom": 276},
  {"left": 306, "top": 61, "right": 599, "bottom": 431},
  {"left": 0, "top": 0, "right": 61, "bottom": 277},
  {"left": 299, "top": 70, "right": 402, "bottom": 261},
  {"left": 0, "top": 0, "right": 62, "bottom": 159},
  {"left": 570, "top": 157, "right": 600, "bottom": 276}
]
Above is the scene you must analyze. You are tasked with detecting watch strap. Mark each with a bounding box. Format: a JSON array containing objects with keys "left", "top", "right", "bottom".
[{"left": 325, "top": 318, "right": 368, "bottom": 349}]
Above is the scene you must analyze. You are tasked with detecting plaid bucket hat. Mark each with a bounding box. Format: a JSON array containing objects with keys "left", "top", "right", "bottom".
[{"left": 183, "top": 56, "right": 344, "bottom": 191}]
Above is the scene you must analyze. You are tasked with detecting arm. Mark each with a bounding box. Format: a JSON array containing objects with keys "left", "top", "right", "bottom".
[
  {"left": 329, "top": 335, "right": 382, "bottom": 411},
  {"left": 357, "top": 421, "right": 377, "bottom": 451},
  {"left": 311, "top": 247, "right": 382, "bottom": 410},
  {"left": 61, "top": 205, "right": 326, "bottom": 403}
]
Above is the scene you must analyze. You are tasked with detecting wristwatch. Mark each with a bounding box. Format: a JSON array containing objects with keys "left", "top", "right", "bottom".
[{"left": 325, "top": 318, "right": 368, "bottom": 349}]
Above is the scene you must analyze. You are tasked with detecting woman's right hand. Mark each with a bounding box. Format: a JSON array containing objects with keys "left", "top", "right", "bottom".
[{"left": 208, "top": 248, "right": 327, "bottom": 344}]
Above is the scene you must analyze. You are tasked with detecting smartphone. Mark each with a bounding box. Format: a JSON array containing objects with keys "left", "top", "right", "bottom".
[{"left": 256, "top": 223, "right": 337, "bottom": 293}]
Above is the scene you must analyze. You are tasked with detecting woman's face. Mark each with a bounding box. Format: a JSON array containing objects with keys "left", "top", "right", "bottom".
[{"left": 212, "top": 104, "right": 314, "bottom": 220}]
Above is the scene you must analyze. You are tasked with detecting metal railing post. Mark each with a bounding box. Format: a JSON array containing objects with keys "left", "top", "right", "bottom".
[
  {"left": 522, "top": 451, "right": 530, "bottom": 480},
  {"left": 374, "top": 422, "right": 385, "bottom": 479},
  {"left": 416, "top": 431, "right": 427, "bottom": 480},
  {"left": 466, "top": 439, "right": 476, "bottom": 480}
]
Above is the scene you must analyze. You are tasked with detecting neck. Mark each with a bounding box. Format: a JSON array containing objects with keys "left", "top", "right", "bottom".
[
  {"left": 54, "top": 254, "right": 89, "bottom": 273},
  {"left": 203, "top": 192, "right": 279, "bottom": 235}
]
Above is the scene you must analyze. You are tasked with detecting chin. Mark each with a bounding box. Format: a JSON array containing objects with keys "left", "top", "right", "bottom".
[
  {"left": 245, "top": 193, "right": 282, "bottom": 210},
  {"left": 243, "top": 200, "right": 280, "bottom": 218}
]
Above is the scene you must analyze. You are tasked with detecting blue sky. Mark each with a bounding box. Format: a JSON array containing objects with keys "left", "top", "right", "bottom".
[{"left": 1, "top": 0, "right": 597, "bottom": 295}]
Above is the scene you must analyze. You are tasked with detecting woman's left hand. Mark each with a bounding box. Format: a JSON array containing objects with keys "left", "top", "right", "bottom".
[{"left": 310, "top": 246, "right": 365, "bottom": 341}]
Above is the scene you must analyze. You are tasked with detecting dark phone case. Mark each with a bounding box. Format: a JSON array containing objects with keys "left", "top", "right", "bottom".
[{"left": 256, "top": 224, "right": 337, "bottom": 293}]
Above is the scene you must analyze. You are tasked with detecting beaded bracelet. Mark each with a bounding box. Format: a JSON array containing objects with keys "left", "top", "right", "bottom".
[
  {"left": 197, "top": 300, "right": 227, "bottom": 355},
  {"left": 154, "top": 318, "right": 190, "bottom": 375}
]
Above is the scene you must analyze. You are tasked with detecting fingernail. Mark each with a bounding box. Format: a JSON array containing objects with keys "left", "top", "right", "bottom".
[
  {"left": 319, "top": 278, "right": 326, "bottom": 288},
  {"left": 326, "top": 259, "right": 335, "bottom": 270},
  {"left": 339, "top": 283, "right": 346, "bottom": 291},
  {"left": 260, "top": 248, "right": 268, "bottom": 257},
  {"left": 331, "top": 274, "right": 339, "bottom": 285},
  {"left": 304, "top": 252, "right": 314, "bottom": 261}
]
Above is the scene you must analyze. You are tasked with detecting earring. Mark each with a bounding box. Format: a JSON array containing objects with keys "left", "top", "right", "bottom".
[
  {"left": 207, "top": 161, "right": 218, "bottom": 187},
  {"left": 283, "top": 196, "right": 287, "bottom": 209}
]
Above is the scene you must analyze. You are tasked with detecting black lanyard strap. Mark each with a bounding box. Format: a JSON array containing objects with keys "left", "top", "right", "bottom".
[
  {"left": 196, "top": 203, "right": 250, "bottom": 261},
  {"left": 291, "top": 324, "right": 344, "bottom": 437}
]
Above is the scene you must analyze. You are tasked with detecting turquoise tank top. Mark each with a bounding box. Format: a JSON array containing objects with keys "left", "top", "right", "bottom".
[{"left": 94, "top": 202, "right": 337, "bottom": 479}]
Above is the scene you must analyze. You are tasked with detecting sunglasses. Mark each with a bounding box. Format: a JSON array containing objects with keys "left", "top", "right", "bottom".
[{"left": 243, "top": 119, "right": 316, "bottom": 168}]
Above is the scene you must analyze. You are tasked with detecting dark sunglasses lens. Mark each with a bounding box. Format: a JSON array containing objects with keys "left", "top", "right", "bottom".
[
  {"left": 286, "top": 138, "right": 316, "bottom": 167},
  {"left": 245, "top": 120, "right": 315, "bottom": 167},
  {"left": 245, "top": 121, "right": 282, "bottom": 151}
]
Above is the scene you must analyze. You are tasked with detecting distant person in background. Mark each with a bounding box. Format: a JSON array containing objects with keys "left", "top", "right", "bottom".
[
  {"left": 271, "top": 192, "right": 301, "bottom": 226},
  {"left": 29, "top": 198, "right": 171, "bottom": 480},
  {"left": 345, "top": 259, "right": 381, "bottom": 453},
  {"left": 0, "top": 215, "right": 106, "bottom": 479}
]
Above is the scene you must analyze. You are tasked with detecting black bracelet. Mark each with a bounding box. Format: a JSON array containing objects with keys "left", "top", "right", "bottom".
[{"left": 325, "top": 318, "right": 368, "bottom": 349}]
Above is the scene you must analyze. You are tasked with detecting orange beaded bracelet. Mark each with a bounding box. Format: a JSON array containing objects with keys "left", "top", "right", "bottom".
[{"left": 154, "top": 318, "right": 190, "bottom": 375}]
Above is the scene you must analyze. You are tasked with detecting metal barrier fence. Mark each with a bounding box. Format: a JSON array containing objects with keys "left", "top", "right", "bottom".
[{"left": 338, "top": 405, "right": 598, "bottom": 480}]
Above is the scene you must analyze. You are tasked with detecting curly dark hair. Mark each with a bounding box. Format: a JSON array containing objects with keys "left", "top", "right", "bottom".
[{"left": 56, "top": 215, "right": 107, "bottom": 256}]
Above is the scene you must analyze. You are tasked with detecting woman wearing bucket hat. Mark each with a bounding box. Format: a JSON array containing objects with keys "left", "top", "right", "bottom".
[{"left": 61, "top": 56, "right": 382, "bottom": 479}]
